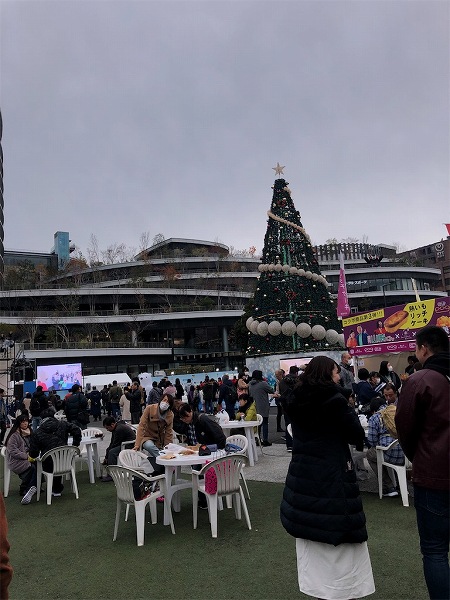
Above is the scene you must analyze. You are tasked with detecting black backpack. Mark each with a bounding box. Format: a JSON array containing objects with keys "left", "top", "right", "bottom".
[
  {"left": 279, "top": 375, "right": 300, "bottom": 411},
  {"left": 29, "top": 397, "right": 42, "bottom": 416}
]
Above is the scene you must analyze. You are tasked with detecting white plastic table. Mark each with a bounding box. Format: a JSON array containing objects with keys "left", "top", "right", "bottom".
[
  {"left": 220, "top": 420, "right": 259, "bottom": 466},
  {"left": 155, "top": 450, "right": 225, "bottom": 526},
  {"left": 70, "top": 436, "right": 101, "bottom": 484}
]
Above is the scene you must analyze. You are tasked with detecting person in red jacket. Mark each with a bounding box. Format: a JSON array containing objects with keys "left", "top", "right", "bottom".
[{"left": 395, "top": 325, "right": 449, "bottom": 600}]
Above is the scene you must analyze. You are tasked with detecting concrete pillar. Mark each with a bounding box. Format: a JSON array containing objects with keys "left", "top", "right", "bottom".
[
  {"left": 131, "top": 330, "right": 137, "bottom": 347},
  {"left": 113, "top": 302, "right": 119, "bottom": 315},
  {"left": 222, "top": 326, "right": 230, "bottom": 370}
]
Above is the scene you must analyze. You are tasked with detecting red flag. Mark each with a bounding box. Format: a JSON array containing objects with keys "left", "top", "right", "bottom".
[
  {"left": 337, "top": 253, "right": 351, "bottom": 317},
  {"left": 445, "top": 224, "right": 450, "bottom": 236}
]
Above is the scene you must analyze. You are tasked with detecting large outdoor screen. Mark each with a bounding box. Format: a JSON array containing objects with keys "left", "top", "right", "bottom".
[{"left": 36, "top": 363, "right": 83, "bottom": 392}]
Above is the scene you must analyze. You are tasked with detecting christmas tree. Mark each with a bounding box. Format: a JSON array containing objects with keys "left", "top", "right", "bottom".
[{"left": 246, "top": 163, "right": 344, "bottom": 356}]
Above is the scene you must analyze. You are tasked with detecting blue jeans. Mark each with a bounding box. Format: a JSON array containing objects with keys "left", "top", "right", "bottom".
[
  {"left": 414, "top": 484, "right": 449, "bottom": 600},
  {"left": 142, "top": 440, "right": 160, "bottom": 458}
]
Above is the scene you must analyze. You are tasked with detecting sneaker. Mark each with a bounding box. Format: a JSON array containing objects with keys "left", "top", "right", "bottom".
[
  {"left": 51, "top": 492, "right": 62, "bottom": 498},
  {"left": 261, "top": 440, "right": 272, "bottom": 447},
  {"left": 383, "top": 489, "right": 399, "bottom": 497},
  {"left": 21, "top": 486, "right": 37, "bottom": 505},
  {"left": 287, "top": 448, "right": 292, "bottom": 452}
]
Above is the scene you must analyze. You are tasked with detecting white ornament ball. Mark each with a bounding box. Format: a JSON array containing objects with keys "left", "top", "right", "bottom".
[
  {"left": 257, "top": 321, "right": 269, "bottom": 336},
  {"left": 312, "top": 273, "right": 319, "bottom": 281},
  {"left": 281, "top": 321, "right": 297, "bottom": 336},
  {"left": 297, "top": 323, "right": 311, "bottom": 338},
  {"left": 258, "top": 264, "right": 264, "bottom": 272},
  {"left": 246, "top": 317, "right": 254, "bottom": 330},
  {"left": 297, "top": 268, "right": 305, "bottom": 276},
  {"left": 274, "top": 263, "right": 283, "bottom": 272},
  {"left": 311, "top": 324, "right": 326, "bottom": 340},
  {"left": 268, "top": 321, "right": 282, "bottom": 336},
  {"left": 325, "top": 329, "right": 339, "bottom": 344},
  {"left": 250, "top": 321, "right": 259, "bottom": 334},
  {"left": 289, "top": 266, "right": 298, "bottom": 275},
  {"left": 338, "top": 333, "right": 346, "bottom": 347},
  {"left": 305, "top": 271, "right": 313, "bottom": 279},
  {"left": 268, "top": 263, "right": 275, "bottom": 271},
  {"left": 282, "top": 264, "right": 290, "bottom": 273}
]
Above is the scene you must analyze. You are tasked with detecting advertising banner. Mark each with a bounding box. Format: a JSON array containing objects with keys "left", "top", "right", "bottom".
[{"left": 342, "top": 296, "right": 450, "bottom": 356}]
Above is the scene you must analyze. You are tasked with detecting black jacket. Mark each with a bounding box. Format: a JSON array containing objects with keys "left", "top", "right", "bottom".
[
  {"left": 30, "top": 390, "right": 49, "bottom": 417},
  {"left": 125, "top": 388, "right": 142, "bottom": 413},
  {"left": 280, "top": 381, "right": 367, "bottom": 546},
  {"left": 106, "top": 422, "right": 136, "bottom": 454},
  {"left": 193, "top": 413, "right": 226, "bottom": 449},
  {"left": 64, "top": 392, "right": 88, "bottom": 423},
  {"left": 29, "top": 417, "right": 82, "bottom": 458}
]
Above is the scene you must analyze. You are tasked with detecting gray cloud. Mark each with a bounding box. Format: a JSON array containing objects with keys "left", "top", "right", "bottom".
[{"left": 1, "top": 0, "right": 448, "bottom": 257}]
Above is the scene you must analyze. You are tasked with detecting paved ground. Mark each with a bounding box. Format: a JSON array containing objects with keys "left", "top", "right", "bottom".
[{"left": 89, "top": 407, "right": 381, "bottom": 491}]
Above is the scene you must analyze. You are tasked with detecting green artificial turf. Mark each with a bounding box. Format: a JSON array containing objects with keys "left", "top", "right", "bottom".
[{"left": 3, "top": 471, "right": 427, "bottom": 600}]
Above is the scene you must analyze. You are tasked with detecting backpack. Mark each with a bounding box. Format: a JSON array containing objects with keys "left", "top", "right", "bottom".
[{"left": 379, "top": 404, "right": 398, "bottom": 439}]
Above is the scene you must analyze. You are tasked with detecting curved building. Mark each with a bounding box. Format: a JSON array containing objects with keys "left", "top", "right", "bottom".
[{"left": 0, "top": 237, "right": 446, "bottom": 378}]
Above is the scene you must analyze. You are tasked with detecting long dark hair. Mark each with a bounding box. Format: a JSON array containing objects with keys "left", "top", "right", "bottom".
[
  {"left": 379, "top": 361, "right": 389, "bottom": 376},
  {"left": 301, "top": 356, "right": 340, "bottom": 388},
  {"left": 5, "top": 414, "right": 30, "bottom": 446}
]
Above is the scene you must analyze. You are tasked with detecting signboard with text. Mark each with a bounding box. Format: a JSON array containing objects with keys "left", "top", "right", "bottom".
[{"left": 342, "top": 297, "right": 450, "bottom": 356}]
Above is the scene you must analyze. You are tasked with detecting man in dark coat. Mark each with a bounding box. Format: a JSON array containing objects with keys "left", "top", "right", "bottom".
[
  {"left": 396, "top": 325, "right": 450, "bottom": 600},
  {"left": 64, "top": 384, "right": 89, "bottom": 429},
  {"left": 218, "top": 375, "right": 237, "bottom": 421},
  {"left": 29, "top": 408, "right": 82, "bottom": 496},
  {"left": 125, "top": 381, "right": 142, "bottom": 424},
  {"left": 29, "top": 386, "right": 49, "bottom": 431},
  {"left": 101, "top": 416, "right": 136, "bottom": 481},
  {"left": 87, "top": 386, "right": 102, "bottom": 421},
  {"left": 178, "top": 404, "right": 226, "bottom": 449}
]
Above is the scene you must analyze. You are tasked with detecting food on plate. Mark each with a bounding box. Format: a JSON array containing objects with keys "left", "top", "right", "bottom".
[
  {"left": 187, "top": 444, "right": 201, "bottom": 451},
  {"left": 159, "top": 453, "right": 176, "bottom": 460},
  {"left": 384, "top": 310, "right": 408, "bottom": 333},
  {"left": 179, "top": 449, "right": 195, "bottom": 455}
]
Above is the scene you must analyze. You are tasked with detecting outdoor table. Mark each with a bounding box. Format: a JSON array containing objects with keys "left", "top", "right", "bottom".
[
  {"left": 155, "top": 449, "right": 226, "bottom": 526},
  {"left": 69, "top": 436, "right": 101, "bottom": 484},
  {"left": 220, "top": 420, "right": 259, "bottom": 466}
]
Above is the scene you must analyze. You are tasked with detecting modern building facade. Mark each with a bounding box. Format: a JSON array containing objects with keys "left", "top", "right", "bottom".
[{"left": 0, "top": 236, "right": 446, "bottom": 379}]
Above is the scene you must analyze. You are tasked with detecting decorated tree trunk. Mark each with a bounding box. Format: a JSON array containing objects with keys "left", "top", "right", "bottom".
[{"left": 246, "top": 168, "right": 344, "bottom": 356}]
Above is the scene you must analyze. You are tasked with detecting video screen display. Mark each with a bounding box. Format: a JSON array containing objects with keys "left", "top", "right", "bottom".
[{"left": 36, "top": 363, "right": 82, "bottom": 392}]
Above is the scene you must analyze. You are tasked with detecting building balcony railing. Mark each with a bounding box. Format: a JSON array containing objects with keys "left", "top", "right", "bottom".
[
  {"left": 0, "top": 304, "right": 246, "bottom": 319},
  {"left": 20, "top": 341, "right": 242, "bottom": 352}
]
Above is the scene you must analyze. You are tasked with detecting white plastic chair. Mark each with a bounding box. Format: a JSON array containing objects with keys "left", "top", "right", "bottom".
[
  {"left": 118, "top": 449, "right": 151, "bottom": 472},
  {"left": 192, "top": 455, "right": 251, "bottom": 538},
  {"left": 107, "top": 465, "right": 175, "bottom": 546},
  {"left": 225, "top": 434, "right": 250, "bottom": 499},
  {"left": 1, "top": 446, "right": 11, "bottom": 497},
  {"left": 36, "top": 445, "right": 81, "bottom": 505},
  {"left": 255, "top": 414, "right": 265, "bottom": 455},
  {"left": 376, "top": 440, "right": 411, "bottom": 507}
]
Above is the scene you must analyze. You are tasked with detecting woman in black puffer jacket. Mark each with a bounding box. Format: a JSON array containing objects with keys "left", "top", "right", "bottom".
[
  {"left": 64, "top": 385, "right": 88, "bottom": 429},
  {"left": 280, "top": 356, "right": 375, "bottom": 600}
]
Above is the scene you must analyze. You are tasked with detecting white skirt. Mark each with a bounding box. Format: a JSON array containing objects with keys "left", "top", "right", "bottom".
[{"left": 296, "top": 538, "right": 375, "bottom": 600}]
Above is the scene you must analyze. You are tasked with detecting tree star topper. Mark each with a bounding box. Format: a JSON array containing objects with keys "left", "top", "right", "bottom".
[{"left": 272, "top": 162, "right": 285, "bottom": 177}]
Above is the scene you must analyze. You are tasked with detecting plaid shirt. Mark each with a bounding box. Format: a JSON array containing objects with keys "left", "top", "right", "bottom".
[{"left": 368, "top": 405, "right": 405, "bottom": 465}]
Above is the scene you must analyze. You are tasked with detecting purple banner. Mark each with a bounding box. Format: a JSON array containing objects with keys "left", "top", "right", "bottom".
[{"left": 342, "top": 296, "right": 450, "bottom": 355}]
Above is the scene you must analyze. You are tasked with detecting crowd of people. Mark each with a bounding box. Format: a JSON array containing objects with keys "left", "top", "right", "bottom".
[{"left": 1, "top": 325, "right": 448, "bottom": 600}]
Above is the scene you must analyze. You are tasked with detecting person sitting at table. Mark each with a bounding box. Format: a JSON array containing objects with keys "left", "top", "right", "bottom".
[
  {"left": 353, "top": 368, "right": 380, "bottom": 407},
  {"left": 215, "top": 401, "right": 230, "bottom": 426},
  {"left": 178, "top": 404, "right": 226, "bottom": 449},
  {"left": 101, "top": 417, "right": 136, "bottom": 481},
  {"left": 178, "top": 404, "right": 227, "bottom": 509},
  {"left": 28, "top": 409, "right": 82, "bottom": 496},
  {"left": 133, "top": 394, "right": 174, "bottom": 460},
  {"left": 5, "top": 414, "right": 38, "bottom": 505},
  {"left": 235, "top": 393, "right": 257, "bottom": 422}
]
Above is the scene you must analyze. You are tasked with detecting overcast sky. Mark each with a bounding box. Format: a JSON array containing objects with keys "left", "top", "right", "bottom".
[{"left": 1, "top": 0, "right": 449, "bottom": 259}]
